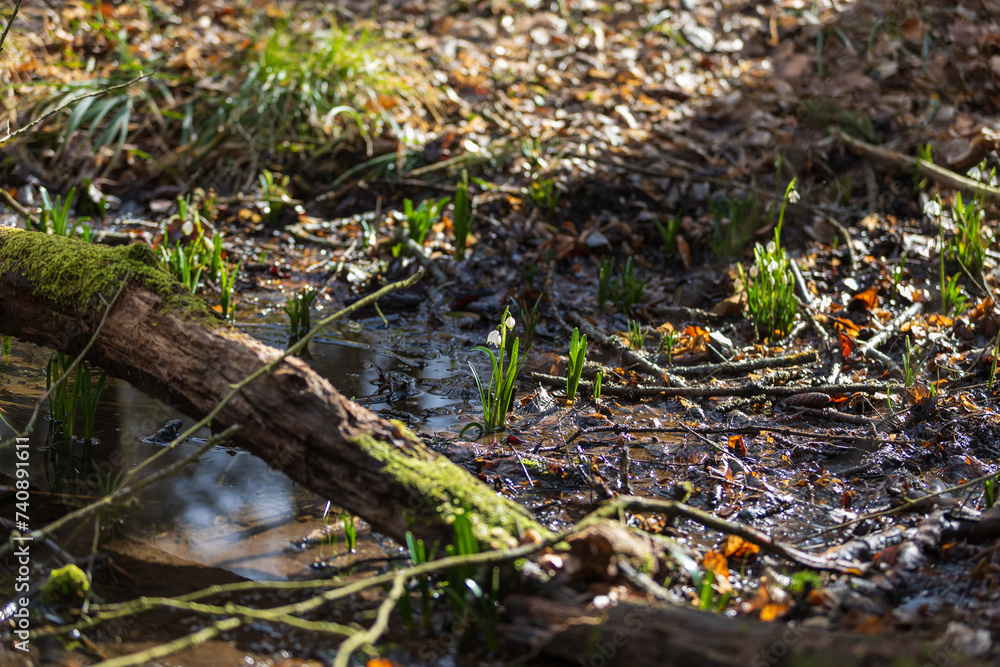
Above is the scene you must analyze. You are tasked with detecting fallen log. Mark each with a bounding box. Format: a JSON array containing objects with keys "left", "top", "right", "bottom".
[
  {"left": 503, "top": 595, "right": 991, "bottom": 666},
  {"left": 0, "top": 228, "right": 540, "bottom": 548}
]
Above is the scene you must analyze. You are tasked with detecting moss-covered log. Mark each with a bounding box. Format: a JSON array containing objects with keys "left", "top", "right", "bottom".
[{"left": 0, "top": 228, "right": 542, "bottom": 547}]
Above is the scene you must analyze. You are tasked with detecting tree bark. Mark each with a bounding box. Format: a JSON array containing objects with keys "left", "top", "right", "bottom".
[
  {"left": 0, "top": 229, "right": 540, "bottom": 548},
  {"left": 503, "top": 595, "right": 989, "bottom": 666}
]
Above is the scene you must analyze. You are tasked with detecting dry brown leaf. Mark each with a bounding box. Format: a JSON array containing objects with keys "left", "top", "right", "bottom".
[{"left": 900, "top": 18, "right": 926, "bottom": 42}]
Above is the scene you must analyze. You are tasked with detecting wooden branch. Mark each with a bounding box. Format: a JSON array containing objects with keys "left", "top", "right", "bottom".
[
  {"left": 531, "top": 372, "right": 887, "bottom": 399},
  {"left": 833, "top": 127, "right": 1000, "bottom": 204},
  {"left": 566, "top": 311, "right": 688, "bottom": 387},
  {"left": 503, "top": 594, "right": 991, "bottom": 667},
  {"left": 673, "top": 350, "right": 818, "bottom": 377},
  {"left": 0, "top": 229, "right": 541, "bottom": 548}
]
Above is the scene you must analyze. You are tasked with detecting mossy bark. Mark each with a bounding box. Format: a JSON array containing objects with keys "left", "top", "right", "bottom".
[{"left": 0, "top": 229, "right": 543, "bottom": 548}]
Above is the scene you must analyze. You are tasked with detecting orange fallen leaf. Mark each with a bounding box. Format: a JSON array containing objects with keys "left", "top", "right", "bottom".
[
  {"left": 849, "top": 286, "right": 878, "bottom": 311},
  {"left": 728, "top": 434, "right": 747, "bottom": 456},
  {"left": 760, "top": 602, "right": 789, "bottom": 622},
  {"left": 722, "top": 535, "right": 760, "bottom": 558},
  {"left": 703, "top": 550, "right": 729, "bottom": 578},
  {"left": 838, "top": 330, "right": 856, "bottom": 358}
]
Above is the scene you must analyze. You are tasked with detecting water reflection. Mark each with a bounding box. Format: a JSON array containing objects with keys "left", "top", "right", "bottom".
[{"left": 0, "top": 320, "right": 477, "bottom": 580}]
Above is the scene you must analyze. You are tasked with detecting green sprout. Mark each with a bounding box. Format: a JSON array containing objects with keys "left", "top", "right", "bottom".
[
  {"left": 610, "top": 257, "right": 647, "bottom": 315},
  {"left": 463, "top": 307, "right": 525, "bottom": 435},
  {"left": 442, "top": 509, "right": 500, "bottom": 651},
  {"left": 529, "top": 177, "right": 562, "bottom": 216},
  {"left": 284, "top": 286, "right": 319, "bottom": 347},
  {"left": 566, "top": 327, "right": 587, "bottom": 401},
  {"left": 77, "top": 361, "right": 108, "bottom": 444},
  {"left": 405, "top": 197, "right": 450, "bottom": 246},
  {"left": 659, "top": 328, "right": 679, "bottom": 365},
  {"left": 34, "top": 187, "right": 92, "bottom": 240},
  {"left": 902, "top": 336, "right": 915, "bottom": 388},
  {"left": 941, "top": 274, "right": 969, "bottom": 316},
  {"left": 990, "top": 330, "right": 1000, "bottom": 391},
  {"left": 453, "top": 170, "right": 472, "bottom": 260},
  {"left": 891, "top": 254, "right": 907, "bottom": 296},
  {"left": 160, "top": 238, "right": 205, "bottom": 294},
  {"left": 402, "top": 531, "right": 435, "bottom": 633},
  {"left": 626, "top": 320, "right": 646, "bottom": 350},
  {"left": 511, "top": 296, "right": 542, "bottom": 352},
  {"left": 598, "top": 256, "right": 615, "bottom": 310},
  {"left": 45, "top": 353, "right": 107, "bottom": 443},
  {"left": 711, "top": 192, "right": 759, "bottom": 258},
  {"left": 258, "top": 170, "right": 295, "bottom": 224},
  {"left": 342, "top": 512, "right": 357, "bottom": 553},
  {"left": 654, "top": 212, "right": 683, "bottom": 256},
  {"left": 218, "top": 261, "right": 241, "bottom": 322},
  {"left": 949, "top": 191, "right": 990, "bottom": 279},
  {"left": 738, "top": 180, "right": 798, "bottom": 340}
]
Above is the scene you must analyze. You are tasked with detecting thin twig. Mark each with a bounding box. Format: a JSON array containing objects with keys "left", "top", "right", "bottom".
[
  {"left": 0, "top": 0, "right": 23, "bottom": 56},
  {"left": 799, "top": 468, "right": 1000, "bottom": 543},
  {"left": 0, "top": 186, "right": 38, "bottom": 228},
  {"left": 1, "top": 66, "right": 165, "bottom": 145},
  {"left": 855, "top": 302, "right": 922, "bottom": 368},
  {"left": 833, "top": 127, "right": 1000, "bottom": 205},
  {"left": 333, "top": 575, "right": 405, "bottom": 667},
  {"left": 532, "top": 371, "right": 887, "bottom": 400},
  {"left": 566, "top": 422, "right": 886, "bottom": 446},
  {"left": 673, "top": 350, "right": 817, "bottom": 377}
]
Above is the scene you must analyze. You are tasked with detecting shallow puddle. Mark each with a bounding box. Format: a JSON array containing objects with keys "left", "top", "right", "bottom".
[{"left": 0, "top": 313, "right": 486, "bottom": 586}]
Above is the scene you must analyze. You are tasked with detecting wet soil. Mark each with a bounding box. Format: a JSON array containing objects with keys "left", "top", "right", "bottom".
[{"left": 4, "top": 0, "right": 1000, "bottom": 663}]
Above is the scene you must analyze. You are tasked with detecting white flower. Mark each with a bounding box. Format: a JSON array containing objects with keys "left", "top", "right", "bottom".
[
  {"left": 487, "top": 329, "right": 502, "bottom": 347},
  {"left": 766, "top": 240, "right": 776, "bottom": 253},
  {"left": 788, "top": 189, "right": 800, "bottom": 203},
  {"left": 923, "top": 199, "right": 942, "bottom": 217},
  {"left": 182, "top": 219, "right": 194, "bottom": 236},
  {"left": 768, "top": 260, "right": 779, "bottom": 273},
  {"left": 749, "top": 265, "right": 758, "bottom": 278},
  {"left": 968, "top": 166, "right": 982, "bottom": 182},
  {"left": 504, "top": 315, "right": 515, "bottom": 330}
]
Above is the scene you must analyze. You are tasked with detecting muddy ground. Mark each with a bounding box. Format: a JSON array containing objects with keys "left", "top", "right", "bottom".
[{"left": 3, "top": 0, "right": 1000, "bottom": 664}]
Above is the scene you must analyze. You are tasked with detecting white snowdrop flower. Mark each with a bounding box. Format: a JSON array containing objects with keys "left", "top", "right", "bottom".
[
  {"left": 749, "top": 265, "right": 758, "bottom": 278},
  {"left": 768, "top": 260, "right": 779, "bottom": 273},
  {"left": 788, "top": 189, "right": 800, "bottom": 203},
  {"left": 766, "top": 240, "right": 777, "bottom": 253},
  {"left": 487, "top": 330, "right": 502, "bottom": 347},
  {"left": 182, "top": 219, "right": 195, "bottom": 236},
  {"left": 968, "top": 166, "right": 982, "bottom": 182},
  {"left": 923, "top": 199, "right": 942, "bottom": 217},
  {"left": 504, "top": 315, "right": 515, "bottom": 330}
]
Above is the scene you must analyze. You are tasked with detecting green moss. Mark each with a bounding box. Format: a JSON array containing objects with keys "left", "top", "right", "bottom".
[
  {"left": 0, "top": 229, "right": 221, "bottom": 325},
  {"left": 640, "top": 550, "right": 656, "bottom": 575},
  {"left": 41, "top": 564, "right": 90, "bottom": 604},
  {"left": 349, "top": 425, "right": 549, "bottom": 549}
]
